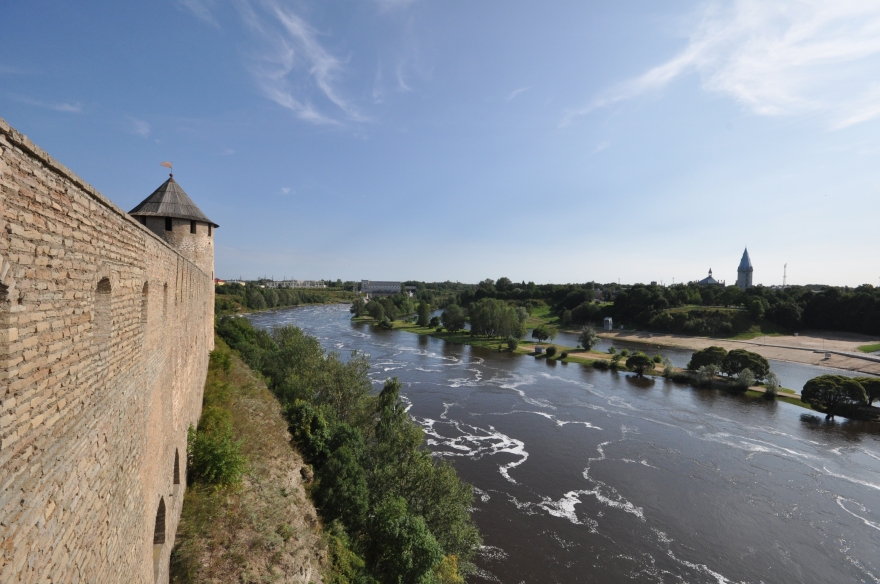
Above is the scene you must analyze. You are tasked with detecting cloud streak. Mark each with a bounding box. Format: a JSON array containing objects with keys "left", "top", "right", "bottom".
[
  {"left": 505, "top": 87, "right": 530, "bottom": 101},
  {"left": 565, "top": 0, "right": 880, "bottom": 128},
  {"left": 235, "top": 0, "right": 365, "bottom": 125},
  {"left": 129, "top": 117, "right": 151, "bottom": 138},
  {"left": 177, "top": 0, "right": 220, "bottom": 27},
  {"left": 9, "top": 94, "right": 82, "bottom": 113}
]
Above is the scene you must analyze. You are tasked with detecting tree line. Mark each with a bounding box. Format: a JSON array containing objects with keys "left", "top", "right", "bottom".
[
  {"left": 216, "top": 316, "right": 480, "bottom": 583},
  {"left": 216, "top": 282, "right": 332, "bottom": 314}
]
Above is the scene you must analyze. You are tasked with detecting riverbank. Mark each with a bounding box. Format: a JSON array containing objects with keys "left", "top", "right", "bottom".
[
  {"left": 170, "top": 337, "right": 328, "bottom": 583},
  {"left": 597, "top": 329, "right": 880, "bottom": 376},
  {"left": 361, "top": 318, "right": 819, "bottom": 412}
]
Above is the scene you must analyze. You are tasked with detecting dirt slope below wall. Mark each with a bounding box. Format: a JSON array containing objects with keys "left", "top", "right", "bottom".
[{"left": 170, "top": 338, "right": 327, "bottom": 583}]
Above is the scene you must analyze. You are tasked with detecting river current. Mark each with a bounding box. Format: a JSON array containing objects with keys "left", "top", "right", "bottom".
[{"left": 247, "top": 305, "right": 880, "bottom": 583}]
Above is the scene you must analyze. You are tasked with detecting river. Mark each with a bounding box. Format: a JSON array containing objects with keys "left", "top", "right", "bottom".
[{"left": 246, "top": 305, "right": 880, "bottom": 583}]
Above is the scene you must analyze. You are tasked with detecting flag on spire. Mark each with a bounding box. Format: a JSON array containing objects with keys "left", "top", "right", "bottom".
[{"left": 160, "top": 161, "right": 172, "bottom": 169}]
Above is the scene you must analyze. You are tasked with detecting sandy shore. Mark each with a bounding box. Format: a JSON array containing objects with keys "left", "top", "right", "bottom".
[{"left": 597, "top": 330, "right": 880, "bottom": 376}]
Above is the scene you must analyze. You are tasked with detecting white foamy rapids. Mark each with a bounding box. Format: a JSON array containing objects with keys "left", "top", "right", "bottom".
[
  {"left": 439, "top": 402, "right": 457, "bottom": 420},
  {"left": 666, "top": 550, "right": 741, "bottom": 584},
  {"left": 478, "top": 545, "right": 508, "bottom": 562},
  {"left": 473, "top": 487, "right": 491, "bottom": 502},
  {"left": 534, "top": 491, "right": 599, "bottom": 532},
  {"left": 494, "top": 409, "right": 602, "bottom": 431},
  {"left": 539, "top": 372, "right": 606, "bottom": 398},
  {"left": 417, "top": 418, "right": 529, "bottom": 484},
  {"left": 837, "top": 497, "right": 880, "bottom": 532}
]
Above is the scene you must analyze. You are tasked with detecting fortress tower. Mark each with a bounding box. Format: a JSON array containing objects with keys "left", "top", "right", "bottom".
[
  {"left": 129, "top": 174, "right": 219, "bottom": 278},
  {"left": 736, "top": 247, "right": 753, "bottom": 290}
]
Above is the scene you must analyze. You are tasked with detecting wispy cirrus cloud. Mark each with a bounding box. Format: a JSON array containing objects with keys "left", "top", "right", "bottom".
[
  {"left": 374, "top": 0, "right": 419, "bottom": 12},
  {"left": 129, "top": 117, "right": 151, "bottom": 138},
  {"left": 564, "top": 0, "right": 880, "bottom": 129},
  {"left": 505, "top": 87, "right": 530, "bottom": 101},
  {"left": 176, "top": 0, "right": 220, "bottom": 27},
  {"left": 9, "top": 94, "right": 82, "bottom": 113},
  {"left": 236, "top": 0, "right": 366, "bottom": 125},
  {"left": 181, "top": 0, "right": 365, "bottom": 125}
]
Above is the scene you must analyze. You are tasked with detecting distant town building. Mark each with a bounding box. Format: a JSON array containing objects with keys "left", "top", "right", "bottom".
[
  {"left": 214, "top": 278, "right": 225, "bottom": 285},
  {"left": 604, "top": 317, "right": 614, "bottom": 331},
  {"left": 361, "top": 280, "right": 417, "bottom": 298},
  {"left": 736, "top": 248, "right": 753, "bottom": 290},
  {"left": 697, "top": 268, "right": 725, "bottom": 287}
]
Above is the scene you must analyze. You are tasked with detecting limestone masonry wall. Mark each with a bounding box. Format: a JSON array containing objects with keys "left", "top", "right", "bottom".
[{"left": 0, "top": 117, "right": 213, "bottom": 583}]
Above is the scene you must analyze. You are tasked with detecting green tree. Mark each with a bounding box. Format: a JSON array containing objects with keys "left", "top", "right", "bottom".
[
  {"left": 763, "top": 371, "right": 781, "bottom": 400},
  {"left": 721, "top": 349, "right": 770, "bottom": 381},
  {"left": 578, "top": 326, "right": 600, "bottom": 351},
  {"left": 186, "top": 418, "right": 247, "bottom": 487},
  {"left": 350, "top": 297, "right": 367, "bottom": 317},
  {"left": 855, "top": 377, "right": 880, "bottom": 406},
  {"left": 687, "top": 346, "right": 728, "bottom": 370},
  {"left": 661, "top": 356, "right": 674, "bottom": 378},
  {"left": 366, "top": 496, "right": 443, "bottom": 584},
  {"left": 441, "top": 305, "right": 466, "bottom": 333},
  {"left": 366, "top": 300, "right": 385, "bottom": 322},
  {"left": 696, "top": 364, "right": 719, "bottom": 387},
  {"left": 532, "top": 324, "right": 557, "bottom": 344},
  {"left": 802, "top": 375, "right": 867, "bottom": 419},
  {"left": 736, "top": 367, "right": 756, "bottom": 389},
  {"left": 748, "top": 297, "right": 768, "bottom": 320},
  {"left": 317, "top": 444, "right": 370, "bottom": 532},
  {"left": 506, "top": 336, "right": 518, "bottom": 350},
  {"left": 626, "top": 353, "right": 655, "bottom": 378},
  {"left": 417, "top": 300, "right": 431, "bottom": 327},
  {"left": 247, "top": 289, "right": 267, "bottom": 310}
]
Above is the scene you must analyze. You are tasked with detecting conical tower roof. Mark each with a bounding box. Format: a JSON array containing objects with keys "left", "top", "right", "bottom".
[
  {"left": 738, "top": 248, "right": 752, "bottom": 271},
  {"left": 129, "top": 175, "right": 218, "bottom": 227}
]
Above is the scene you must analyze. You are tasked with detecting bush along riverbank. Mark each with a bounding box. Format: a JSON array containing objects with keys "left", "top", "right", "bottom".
[
  {"left": 216, "top": 316, "right": 481, "bottom": 583},
  {"left": 170, "top": 337, "right": 328, "bottom": 583}
]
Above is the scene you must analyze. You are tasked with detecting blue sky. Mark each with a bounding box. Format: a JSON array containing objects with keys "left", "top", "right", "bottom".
[{"left": 2, "top": 1, "right": 879, "bottom": 286}]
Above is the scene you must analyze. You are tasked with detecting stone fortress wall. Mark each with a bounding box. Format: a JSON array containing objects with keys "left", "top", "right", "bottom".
[{"left": 0, "top": 117, "right": 213, "bottom": 583}]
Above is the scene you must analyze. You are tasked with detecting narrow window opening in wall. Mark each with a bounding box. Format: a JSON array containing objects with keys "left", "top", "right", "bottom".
[
  {"left": 139, "top": 216, "right": 146, "bottom": 226},
  {"left": 94, "top": 278, "right": 111, "bottom": 346},
  {"left": 165, "top": 217, "right": 172, "bottom": 231},
  {"left": 163, "top": 283, "right": 168, "bottom": 318},
  {"left": 190, "top": 220, "right": 196, "bottom": 234},
  {"left": 153, "top": 498, "right": 166, "bottom": 545},
  {"left": 174, "top": 449, "right": 180, "bottom": 485},
  {"left": 208, "top": 224, "right": 212, "bottom": 237}
]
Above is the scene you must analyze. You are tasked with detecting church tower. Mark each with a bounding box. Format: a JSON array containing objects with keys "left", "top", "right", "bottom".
[
  {"left": 736, "top": 247, "right": 753, "bottom": 290},
  {"left": 128, "top": 174, "right": 218, "bottom": 278}
]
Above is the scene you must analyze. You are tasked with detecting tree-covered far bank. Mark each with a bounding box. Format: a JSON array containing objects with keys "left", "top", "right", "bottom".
[{"left": 409, "top": 277, "right": 880, "bottom": 338}]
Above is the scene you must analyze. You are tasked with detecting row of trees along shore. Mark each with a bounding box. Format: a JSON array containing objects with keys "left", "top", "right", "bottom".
[
  {"left": 215, "top": 316, "right": 479, "bottom": 584},
  {"left": 215, "top": 282, "right": 335, "bottom": 314},
  {"left": 684, "top": 346, "right": 880, "bottom": 420},
  {"left": 407, "top": 277, "right": 880, "bottom": 337}
]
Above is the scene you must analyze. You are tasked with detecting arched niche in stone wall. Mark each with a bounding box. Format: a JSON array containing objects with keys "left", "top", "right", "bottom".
[
  {"left": 94, "top": 277, "right": 112, "bottom": 344},
  {"left": 152, "top": 496, "right": 166, "bottom": 582},
  {"left": 0, "top": 253, "right": 17, "bottom": 403}
]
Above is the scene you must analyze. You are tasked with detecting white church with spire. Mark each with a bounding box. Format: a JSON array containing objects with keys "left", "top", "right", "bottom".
[
  {"left": 695, "top": 248, "right": 753, "bottom": 289},
  {"left": 736, "top": 248, "right": 753, "bottom": 290}
]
